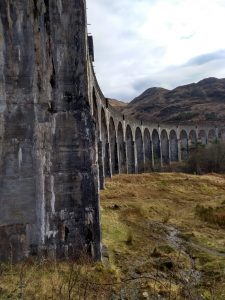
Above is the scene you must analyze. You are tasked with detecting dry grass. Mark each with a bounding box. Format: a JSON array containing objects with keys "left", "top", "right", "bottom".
[
  {"left": 1, "top": 173, "right": 225, "bottom": 299},
  {"left": 101, "top": 172, "right": 225, "bottom": 299}
]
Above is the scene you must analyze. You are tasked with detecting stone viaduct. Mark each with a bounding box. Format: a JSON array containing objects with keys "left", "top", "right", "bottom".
[
  {"left": 89, "top": 64, "right": 225, "bottom": 189},
  {"left": 0, "top": 0, "right": 224, "bottom": 262}
]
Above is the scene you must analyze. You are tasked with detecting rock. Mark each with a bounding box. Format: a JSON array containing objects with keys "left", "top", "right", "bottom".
[{"left": 142, "top": 291, "right": 149, "bottom": 299}]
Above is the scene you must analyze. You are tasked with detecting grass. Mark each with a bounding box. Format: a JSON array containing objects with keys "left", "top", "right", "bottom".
[
  {"left": 1, "top": 172, "right": 225, "bottom": 299},
  {"left": 101, "top": 172, "right": 225, "bottom": 299}
]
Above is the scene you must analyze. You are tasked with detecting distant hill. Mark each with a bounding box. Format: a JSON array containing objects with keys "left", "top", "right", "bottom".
[
  {"left": 108, "top": 98, "right": 128, "bottom": 109},
  {"left": 119, "top": 77, "right": 225, "bottom": 124}
]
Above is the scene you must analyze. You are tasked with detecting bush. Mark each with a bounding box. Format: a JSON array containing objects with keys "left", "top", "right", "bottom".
[{"left": 187, "top": 142, "right": 225, "bottom": 174}]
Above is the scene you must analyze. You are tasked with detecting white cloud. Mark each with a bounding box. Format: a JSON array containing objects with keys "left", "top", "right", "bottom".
[{"left": 87, "top": 0, "right": 225, "bottom": 101}]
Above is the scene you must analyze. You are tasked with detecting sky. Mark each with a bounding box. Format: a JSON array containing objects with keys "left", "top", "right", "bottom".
[{"left": 87, "top": 0, "right": 225, "bottom": 101}]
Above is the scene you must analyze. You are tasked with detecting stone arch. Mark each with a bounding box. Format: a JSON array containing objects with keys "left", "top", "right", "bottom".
[
  {"left": 189, "top": 130, "right": 197, "bottom": 148},
  {"left": 219, "top": 129, "right": 225, "bottom": 142},
  {"left": 198, "top": 129, "right": 207, "bottom": 145},
  {"left": 169, "top": 130, "right": 178, "bottom": 162},
  {"left": 144, "top": 128, "right": 152, "bottom": 171},
  {"left": 135, "top": 127, "right": 144, "bottom": 173},
  {"left": 117, "top": 122, "right": 127, "bottom": 173},
  {"left": 101, "top": 108, "right": 110, "bottom": 177},
  {"left": 109, "top": 117, "right": 119, "bottom": 175},
  {"left": 161, "top": 130, "right": 169, "bottom": 165},
  {"left": 152, "top": 129, "right": 161, "bottom": 166},
  {"left": 180, "top": 130, "right": 188, "bottom": 160},
  {"left": 126, "top": 125, "right": 135, "bottom": 173},
  {"left": 208, "top": 129, "right": 217, "bottom": 143}
]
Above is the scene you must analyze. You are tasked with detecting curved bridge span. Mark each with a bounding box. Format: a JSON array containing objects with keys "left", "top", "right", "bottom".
[{"left": 88, "top": 61, "right": 225, "bottom": 188}]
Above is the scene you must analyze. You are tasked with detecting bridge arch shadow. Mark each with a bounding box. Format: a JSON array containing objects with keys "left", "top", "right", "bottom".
[
  {"left": 135, "top": 127, "right": 144, "bottom": 173},
  {"left": 126, "top": 125, "right": 135, "bottom": 173},
  {"left": 198, "top": 129, "right": 207, "bottom": 145},
  {"left": 219, "top": 129, "right": 225, "bottom": 143},
  {"left": 109, "top": 117, "right": 119, "bottom": 175},
  {"left": 152, "top": 129, "right": 161, "bottom": 167},
  {"left": 101, "top": 108, "right": 110, "bottom": 177},
  {"left": 144, "top": 128, "right": 152, "bottom": 171},
  {"left": 208, "top": 129, "right": 217, "bottom": 143},
  {"left": 169, "top": 130, "right": 178, "bottom": 162},
  {"left": 117, "top": 122, "right": 127, "bottom": 173},
  {"left": 180, "top": 130, "right": 188, "bottom": 161},
  {"left": 161, "top": 130, "right": 169, "bottom": 165}
]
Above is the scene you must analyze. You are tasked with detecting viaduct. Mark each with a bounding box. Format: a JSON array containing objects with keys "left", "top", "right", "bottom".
[
  {"left": 90, "top": 65, "right": 225, "bottom": 189},
  {"left": 0, "top": 0, "right": 224, "bottom": 262}
]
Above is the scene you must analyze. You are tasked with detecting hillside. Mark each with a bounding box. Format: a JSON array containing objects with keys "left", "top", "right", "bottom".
[
  {"left": 108, "top": 98, "right": 128, "bottom": 109},
  {"left": 121, "top": 77, "right": 225, "bottom": 124},
  {"left": 101, "top": 173, "right": 225, "bottom": 299}
]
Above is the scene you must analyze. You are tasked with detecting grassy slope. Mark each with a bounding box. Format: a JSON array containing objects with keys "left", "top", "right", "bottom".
[
  {"left": 101, "top": 173, "right": 225, "bottom": 299},
  {"left": 1, "top": 173, "right": 225, "bottom": 299}
]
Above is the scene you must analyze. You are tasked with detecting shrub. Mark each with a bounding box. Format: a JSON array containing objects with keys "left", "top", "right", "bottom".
[{"left": 187, "top": 142, "right": 225, "bottom": 174}]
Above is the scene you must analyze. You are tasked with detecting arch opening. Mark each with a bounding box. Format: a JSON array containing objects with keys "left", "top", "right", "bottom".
[
  {"left": 208, "top": 129, "right": 217, "bottom": 144},
  {"left": 152, "top": 129, "right": 161, "bottom": 167},
  {"left": 169, "top": 130, "right": 178, "bottom": 162},
  {"left": 101, "top": 109, "right": 110, "bottom": 177},
  {"left": 144, "top": 129, "right": 152, "bottom": 171},
  {"left": 189, "top": 130, "right": 197, "bottom": 150},
  {"left": 109, "top": 117, "right": 119, "bottom": 175},
  {"left": 126, "top": 125, "right": 135, "bottom": 173},
  {"left": 135, "top": 127, "right": 144, "bottom": 173},
  {"left": 198, "top": 130, "right": 207, "bottom": 145},
  {"left": 180, "top": 130, "right": 188, "bottom": 161},
  {"left": 219, "top": 129, "right": 225, "bottom": 143},
  {"left": 117, "top": 122, "right": 126, "bottom": 173},
  {"left": 161, "top": 130, "right": 169, "bottom": 165}
]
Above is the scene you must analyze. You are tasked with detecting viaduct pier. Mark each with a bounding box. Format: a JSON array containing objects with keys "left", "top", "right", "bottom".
[{"left": 0, "top": 0, "right": 224, "bottom": 262}]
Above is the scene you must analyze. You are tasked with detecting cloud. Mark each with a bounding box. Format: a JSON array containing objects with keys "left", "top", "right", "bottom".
[
  {"left": 185, "top": 50, "right": 225, "bottom": 66},
  {"left": 132, "top": 50, "right": 225, "bottom": 94},
  {"left": 87, "top": 0, "right": 225, "bottom": 101}
]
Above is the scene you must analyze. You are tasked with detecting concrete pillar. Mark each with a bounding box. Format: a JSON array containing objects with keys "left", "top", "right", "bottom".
[
  {"left": 126, "top": 140, "right": 135, "bottom": 174},
  {"left": 115, "top": 142, "right": 119, "bottom": 174},
  {"left": 178, "top": 139, "right": 182, "bottom": 162},
  {"left": 122, "top": 141, "right": 128, "bottom": 173},
  {"left": 142, "top": 141, "right": 146, "bottom": 173},
  {"left": 151, "top": 142, "right": 155, "bottom": 168},
  {"left": 159, "top": 138, "right": 163, "bottom": 167},
  {"left": 105, "top": 142, "right": 112, "bottom": 178},
  {"left": 168, "top": 139, "right": 172, "bottom": 165},
  {"left": 98, "top": 141, "right": 105, "bottom": 189},
  {"left": 216, "top": 127, "right": 219, "bottom": 141},
  {"left": 116, "top": 141, "right": 121, "bottom": 174},
  {"left": 134, "top": 141, "right": 138, "bottom": 174},
  {"left": 187, "top": 138, "right": 190, "bottom": 159}
]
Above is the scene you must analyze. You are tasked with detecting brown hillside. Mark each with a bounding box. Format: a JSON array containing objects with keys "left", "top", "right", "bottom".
[
  {"left": 108, "top": 98, "right": 128, "bottom": 109},
  {"left": 121, "top": 77, "right": 225, "bottom": 124}
]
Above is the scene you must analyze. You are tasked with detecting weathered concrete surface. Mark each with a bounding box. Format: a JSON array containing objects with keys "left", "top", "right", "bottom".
[{"left": 0, "top": 0, "right": 101, "bottom": 261}]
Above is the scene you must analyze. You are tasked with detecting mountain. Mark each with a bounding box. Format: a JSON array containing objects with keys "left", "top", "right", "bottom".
[
  {"left": 108, "top": 98, "right": 128, "bottom": 109},
  {"left": 120, "top": 77, "right": 225, "bottom": 124}
]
